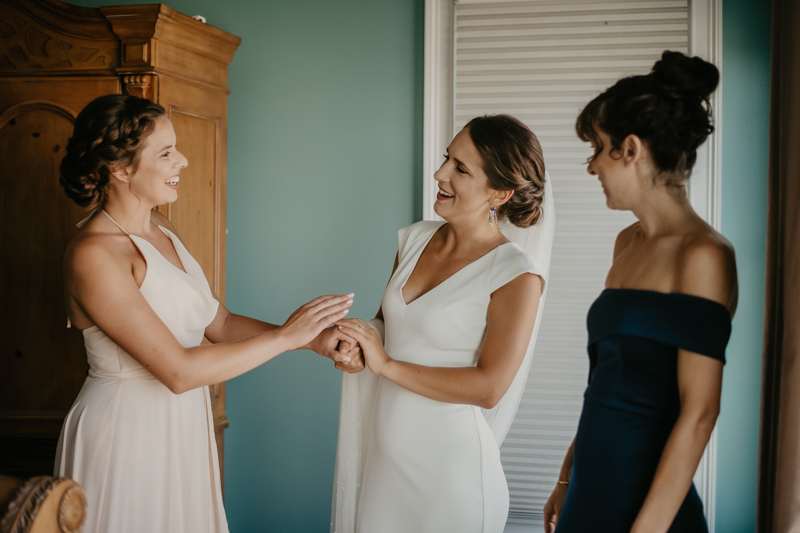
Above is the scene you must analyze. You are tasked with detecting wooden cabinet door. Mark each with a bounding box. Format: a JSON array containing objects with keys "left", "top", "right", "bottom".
[{"left": 0, "top": 79, "right": 120, "bottom": 476}]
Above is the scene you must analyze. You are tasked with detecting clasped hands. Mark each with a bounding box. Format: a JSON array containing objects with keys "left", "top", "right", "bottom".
[
  {"left": 312, "top": 318, "right": 391, "bottom": 376},
  {"left": 283, "top": 293, "right": 389, "bottom": 374}
]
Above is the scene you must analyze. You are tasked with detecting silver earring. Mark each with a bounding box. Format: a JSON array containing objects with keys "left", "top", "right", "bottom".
[{"left": 489, "top": 206, "right": 498, "bottom": 230}]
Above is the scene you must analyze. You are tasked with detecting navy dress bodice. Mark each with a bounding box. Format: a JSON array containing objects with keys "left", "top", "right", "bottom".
[{"left": 555, "top": 289, "right": 731, "bottom": 533}]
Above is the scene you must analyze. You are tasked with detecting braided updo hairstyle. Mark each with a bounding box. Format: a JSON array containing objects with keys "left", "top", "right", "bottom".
[
  {"left": 60, "top": 94, "right": 166, "bottom": 210},
  {"left": 576, "top": 50, "right": 719, "bottom": 187},
  {"left": 465, "top": 114, "right": 546, "bottom": 228}
]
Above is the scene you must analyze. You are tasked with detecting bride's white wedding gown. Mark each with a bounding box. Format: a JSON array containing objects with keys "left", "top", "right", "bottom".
[
  {"left": 332, "top": 178, "right": 555, "bottom": 533},
  {"left": 354, "top": 220, "right": 542, "bottom": 533}
]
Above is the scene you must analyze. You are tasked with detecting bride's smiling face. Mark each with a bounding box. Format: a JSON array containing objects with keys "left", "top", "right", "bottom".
[{"left": 433, "top": 128, "right": 497, "bottom": 224}]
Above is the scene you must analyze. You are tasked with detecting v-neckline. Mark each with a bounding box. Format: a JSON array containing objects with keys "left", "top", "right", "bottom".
[
  {"left": 400, "top": 224, "right": 511, "bottom": 306},
  {"left": 100, "top": 210, "right": 197, "bottom": 288},
  {"left": 130, "top": 224, "right": 191, "bottom": 279}
]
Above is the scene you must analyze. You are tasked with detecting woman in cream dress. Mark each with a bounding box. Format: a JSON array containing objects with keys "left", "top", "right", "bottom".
[
  {"left": 332, "top": 115, "right": 556, "bottom": 533},
  {"left": 55, "top": 95, "right": 359, "bottom": 533}
]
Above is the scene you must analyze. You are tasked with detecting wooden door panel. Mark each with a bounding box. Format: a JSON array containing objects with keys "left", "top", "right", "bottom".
[
  {"left": 0, "top": 104, "right": 87, "bottom": 413},
  {"left": 0, "top": 103, "right": 89, "bottom": 476}
]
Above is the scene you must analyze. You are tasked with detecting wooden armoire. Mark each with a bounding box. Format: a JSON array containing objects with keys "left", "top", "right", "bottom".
[{"left": 0, "top": 0, "right": 240, "bottom": 486}]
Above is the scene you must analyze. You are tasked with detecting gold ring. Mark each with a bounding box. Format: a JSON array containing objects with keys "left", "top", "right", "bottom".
[{"left": 358, "top": 325, "right": 363, "bottom": 333}]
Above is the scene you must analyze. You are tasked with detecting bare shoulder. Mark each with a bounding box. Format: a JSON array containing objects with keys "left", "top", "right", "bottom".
[
  {"left": 64, "top": 229, "right": 128, "bottom": 280},
  {"left": 613, "top": 222, "right": 641, "bottom": 260},
  {"left": 678, "top": 229, "right": 738, "bottom": 312},
  {"left": 150, "top": 209, "right": 181, "bottom": 236},
  {"left": 64, "top": 213, "right": 139, "bottom": 282}
]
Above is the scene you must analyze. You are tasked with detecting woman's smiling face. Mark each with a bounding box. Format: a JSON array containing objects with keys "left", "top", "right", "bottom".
[
  {"left": 126, "top": 117, "right": 188, "bottom": 207},
  {"left": 433, "top": 128, "right": 497, "bottom": 224}
]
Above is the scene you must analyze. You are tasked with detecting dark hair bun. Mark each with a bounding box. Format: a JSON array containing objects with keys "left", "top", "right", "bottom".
[
  {"left": 576, "top": 51, "right": 719, "bottom": 186},
  {"left": 60, "top": 94, "right": 166, "bottom": 211},
  {"left": 651, "top": 50, "right": 719, "bottom": 100}
]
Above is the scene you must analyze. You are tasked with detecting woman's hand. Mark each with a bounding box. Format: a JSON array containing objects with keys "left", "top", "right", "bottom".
[
  {"left": 307, "top": 326, "right": 355, "bottom": 359},
  {"left": 335, "top": 346, "right": 366, "bottom": 373},
  {"left": 336, "top": 318, "right": 391, "bottom": 375},
  {"left": 310, "top": 327, "right": 366, "bottom": 373},
  {"left": 279, "top": 294, "right": 354, "bottom": 351},
  {"left": 543, "top": 483, "right": 568, "bottom": 533}
]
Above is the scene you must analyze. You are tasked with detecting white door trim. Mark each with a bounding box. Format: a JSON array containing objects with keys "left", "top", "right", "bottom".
[
  {"left": 688, "top": 1, "right": 723, "bottom": 531},
  {"left": 422, "top": 0, "right": 454, "bottom": 222}
]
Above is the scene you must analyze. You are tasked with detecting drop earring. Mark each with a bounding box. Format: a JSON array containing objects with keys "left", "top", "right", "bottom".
[{"left": 489, "top": 206, "right": 498, "bottom": 230}]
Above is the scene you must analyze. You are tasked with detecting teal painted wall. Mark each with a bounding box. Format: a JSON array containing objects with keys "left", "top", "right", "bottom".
[
  {"left": 75, "top": 0, "right": 424, "bottom": 531},
  {"left": 716, "top": 1, "right": 771, "bottom": 532}
]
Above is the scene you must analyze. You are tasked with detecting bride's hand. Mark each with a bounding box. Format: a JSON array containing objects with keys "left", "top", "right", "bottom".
[
  {"left": 336, "top": 318, "right": 391, "bottom": 375},
  {"left": 334, "top": 341, "right": 366, "bottom": 374},
  {"left": 280, "top": 294, "right": 354, "bottom": 351}
]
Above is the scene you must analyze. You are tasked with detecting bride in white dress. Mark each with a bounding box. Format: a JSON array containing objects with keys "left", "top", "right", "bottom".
[
  {"left": 331, "top": 115, "right": 555, "bottom": 533},
  {"left": 55, "top": 94, "right": 360, "bottom": 533}
]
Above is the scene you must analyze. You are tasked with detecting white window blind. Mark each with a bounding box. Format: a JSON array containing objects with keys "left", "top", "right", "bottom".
[{"left": 452, "top": 0, "right": 689, "bottom": 522}]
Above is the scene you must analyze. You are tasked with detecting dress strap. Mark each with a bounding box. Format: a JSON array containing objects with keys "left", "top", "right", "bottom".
[{"left": 101, "top": 209, "right": 130, "bottom": 236}]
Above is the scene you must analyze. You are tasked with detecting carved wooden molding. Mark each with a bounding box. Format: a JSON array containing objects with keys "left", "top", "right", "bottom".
[
  {"left": 101, "top": 3, "right": 240, "bottom": 90},
  {"left": 0, "top": 0, "right": 117, "bottom": 74},
  {"left": 122, "top": 74, "right": 155, "bottom": 100}
]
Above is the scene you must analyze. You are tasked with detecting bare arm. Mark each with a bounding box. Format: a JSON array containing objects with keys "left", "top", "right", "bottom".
[
  {"left": 630, "top": 240, "right": 736, "bottom": 533},
  {"left": 204, "top": 300, "right": 277, "bottom": 342},
  {"left": 543, "top": 438, "right": 575, "bottom": 533},
  {"left": 336, "top": 272, "right": 542, "bottom": 409},
  {"left": 66, "top": 237, "right": 352, "bottom": 395},
  {"left": 630, "top": 352, "right": 722, "bottom": 533}
]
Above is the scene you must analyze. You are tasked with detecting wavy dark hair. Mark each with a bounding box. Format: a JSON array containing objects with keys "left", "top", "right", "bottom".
[
  {"left": 576, "top": 50, "right": 719, "bottom": 187},
  {"left": 60, "top": 94, "right": 166, "bottom": 210},
  {"left": 465, "top": 114, "right": 546, "bottom": 228}
]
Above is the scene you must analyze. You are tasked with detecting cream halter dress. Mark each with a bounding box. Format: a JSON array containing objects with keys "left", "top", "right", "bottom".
[{"left": 55, "top": 210, "right": 227, "bottom": 533}]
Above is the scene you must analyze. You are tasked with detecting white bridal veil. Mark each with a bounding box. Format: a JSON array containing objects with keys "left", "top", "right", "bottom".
[{"left": 331, "top": 174, "right": 556, "bottom": 533}]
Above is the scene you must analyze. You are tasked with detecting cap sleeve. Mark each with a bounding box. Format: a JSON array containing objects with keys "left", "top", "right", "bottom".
[{"left": 487, "top": 243, "right": 542, "bottom": 295}]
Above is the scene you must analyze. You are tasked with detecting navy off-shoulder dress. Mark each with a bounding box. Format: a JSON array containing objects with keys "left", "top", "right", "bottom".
[{"left": 555, "top": 289, "right": 731, "bottom": 533}]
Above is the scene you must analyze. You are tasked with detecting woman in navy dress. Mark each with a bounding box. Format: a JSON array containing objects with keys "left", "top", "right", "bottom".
[{"left": 544, "top": 51, "right": 738, "bottom": 533}]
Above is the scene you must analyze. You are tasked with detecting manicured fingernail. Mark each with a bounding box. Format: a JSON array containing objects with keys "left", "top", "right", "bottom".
[
  {"left": 343, "top": 356, "right": 351, "bottom": 362},
  {"left": 338, "top": 326, "right": 343, "bottom": 330},
  {"left": 347, "top": 293, "right": 355, "bottom": 297},
  {"left": 342, "top": 309, "right": 349, "bottom": 315},
  {"left": 346, "top": 299, "right": 353, "bottom": 304}
]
